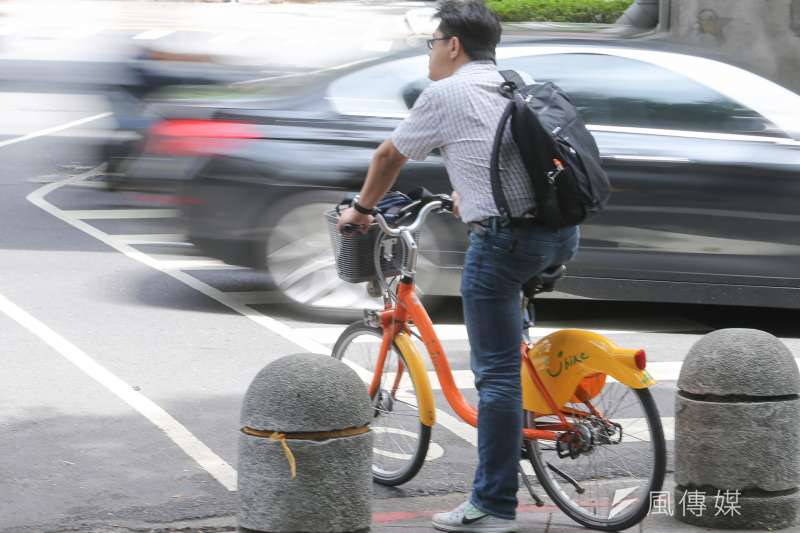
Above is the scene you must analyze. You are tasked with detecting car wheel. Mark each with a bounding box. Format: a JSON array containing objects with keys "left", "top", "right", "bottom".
[{"left": 262, "top": 191, "right": 442, "bottom": 317}]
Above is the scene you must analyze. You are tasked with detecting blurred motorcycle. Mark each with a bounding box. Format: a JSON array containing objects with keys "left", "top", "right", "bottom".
[{"left": 101, "top": 45, "right": 251, "bottom": 189}]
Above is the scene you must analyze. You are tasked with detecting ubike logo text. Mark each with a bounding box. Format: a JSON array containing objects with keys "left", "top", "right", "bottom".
[{"left": 546, "top": 351, "right": 589, "bottom": 378}]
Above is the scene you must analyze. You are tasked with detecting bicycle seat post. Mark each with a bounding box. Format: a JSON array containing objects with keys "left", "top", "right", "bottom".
[
  {"left": 521, "top": 265, "right": 566, "bottom": 337},
  {"left": 522, "top": 292, "right": 536, "bottom": 344}
]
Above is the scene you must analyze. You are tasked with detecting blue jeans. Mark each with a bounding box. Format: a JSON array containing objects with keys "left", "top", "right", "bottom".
[{"left": 461, "top": 222, "right": 580, "bottom": 520}]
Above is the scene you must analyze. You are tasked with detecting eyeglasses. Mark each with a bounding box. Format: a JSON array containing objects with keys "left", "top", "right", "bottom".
[{"left": 426, "top": 36, "right": 452, "bottom": 50}]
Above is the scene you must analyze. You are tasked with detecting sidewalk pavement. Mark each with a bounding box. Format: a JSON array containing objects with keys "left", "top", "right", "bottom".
[
  {"left": 189, "top": 475, "right": 800, "bottom": 532},
  {"left": 370, "top": 476, "right": 800, "bottom": 533}
]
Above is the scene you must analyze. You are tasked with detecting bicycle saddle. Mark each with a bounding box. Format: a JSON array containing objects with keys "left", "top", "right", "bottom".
[{"left": 523, "top": 265, "right": 566, "bottom": 297}]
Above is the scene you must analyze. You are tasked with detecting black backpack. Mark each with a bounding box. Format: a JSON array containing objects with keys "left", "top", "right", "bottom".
[{"left": 490, "top": 70, "right": 611, "bottom": 229}]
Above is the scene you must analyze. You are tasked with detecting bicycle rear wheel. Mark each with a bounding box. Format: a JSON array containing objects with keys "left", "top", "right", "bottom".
[
  {"left": 525, "top": 386, "right": 666, "bottom": 531},
  {"left": 332, "top": 321, "right": 431, "bottom": 486}
]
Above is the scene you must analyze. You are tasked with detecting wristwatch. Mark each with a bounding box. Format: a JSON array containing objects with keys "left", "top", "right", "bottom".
[{"left": 352, "top": 195, "right": 378, "bottom": 216}]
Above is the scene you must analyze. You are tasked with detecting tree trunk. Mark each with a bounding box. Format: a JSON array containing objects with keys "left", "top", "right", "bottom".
[{"left": 662, "top": 0, "right": 800, "bottom": 94}]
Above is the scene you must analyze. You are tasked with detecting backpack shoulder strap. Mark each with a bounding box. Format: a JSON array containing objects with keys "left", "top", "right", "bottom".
[
  {"left": 499, "top": 70, "right": 526, "bottom": 90},
  {"left": 490, "top": 100, "right": 515, "bottom": 221}
]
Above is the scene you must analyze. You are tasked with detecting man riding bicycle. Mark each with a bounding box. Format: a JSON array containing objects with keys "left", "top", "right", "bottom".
[{"left": 337, "top": 1, "right": 579, "bottom": 531}]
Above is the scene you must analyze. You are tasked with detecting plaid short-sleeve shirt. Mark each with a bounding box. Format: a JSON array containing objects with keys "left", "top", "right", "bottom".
[{"left": 391, "top": 61, "right": 536, "bottom": 223}]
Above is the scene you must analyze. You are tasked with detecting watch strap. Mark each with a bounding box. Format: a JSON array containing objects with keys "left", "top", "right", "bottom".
[{"left": 352, "top": 197, "right": 378, "bottom": 215}]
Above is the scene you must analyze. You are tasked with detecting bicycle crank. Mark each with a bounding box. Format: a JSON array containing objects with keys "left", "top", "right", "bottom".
[{"left": 556, "top": 424, "right": 594, "bottom": 459}]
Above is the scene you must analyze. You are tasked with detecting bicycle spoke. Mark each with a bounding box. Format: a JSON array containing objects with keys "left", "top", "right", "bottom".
[
  {"left": 597, "top": 447, "right": 642, "bottom": 481},
  {"left": 602, "top": 387, "right": 632, "bottom": 419},
  {"left": 392, "top": 397, "right": 420, "bottom": 410}
]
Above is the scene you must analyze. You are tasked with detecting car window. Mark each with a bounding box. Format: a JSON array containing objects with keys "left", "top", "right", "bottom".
[
  {"left": 327, "top": 51, "right": 788, "bottom": 139},
  {"left": 500, "top": 53, "right": 787, "bottom": 138},
  {"left": 326, "top": 55, "right": 429, "bottom": 117}
]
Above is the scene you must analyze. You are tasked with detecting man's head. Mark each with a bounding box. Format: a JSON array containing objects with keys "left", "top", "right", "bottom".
[{"left": 427, "top": 0, "right": 502, "bottom": 81}]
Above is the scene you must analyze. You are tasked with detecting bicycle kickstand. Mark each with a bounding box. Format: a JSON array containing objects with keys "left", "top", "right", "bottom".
[{"left": 517, "top": 463, "right": 545, "bottom": 507}]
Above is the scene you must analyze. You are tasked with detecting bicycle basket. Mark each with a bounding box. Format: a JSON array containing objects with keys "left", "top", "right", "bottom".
[{"left": 325, "top": 209, "right": 421, "bottom": 283}]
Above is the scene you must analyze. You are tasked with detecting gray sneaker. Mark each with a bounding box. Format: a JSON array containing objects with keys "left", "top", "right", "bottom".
[{"left": 432, "top": 501, "right": 518, "bottom": 533}]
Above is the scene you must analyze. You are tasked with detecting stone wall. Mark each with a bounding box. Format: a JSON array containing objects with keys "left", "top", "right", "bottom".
[{"left": 664, "top": 0, "right": 800, "bottom": 93}]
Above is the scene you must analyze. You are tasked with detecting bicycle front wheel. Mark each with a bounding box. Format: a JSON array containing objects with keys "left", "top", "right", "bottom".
[
  {"left": 332, "top": 321, "right": 431, "bottom": 486},
  {"left": 525, "top": 386, "right": 666, "bottom": 531}
]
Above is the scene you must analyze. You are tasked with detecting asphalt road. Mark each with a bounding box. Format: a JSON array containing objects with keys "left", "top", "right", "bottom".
[{"left": 2, "top": 3, "right": 800, "bottom": 532}]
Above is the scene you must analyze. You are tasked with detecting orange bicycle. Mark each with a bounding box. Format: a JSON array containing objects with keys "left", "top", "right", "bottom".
[{"left": 328, "top": 195, "right": 666, "bottom": 531}]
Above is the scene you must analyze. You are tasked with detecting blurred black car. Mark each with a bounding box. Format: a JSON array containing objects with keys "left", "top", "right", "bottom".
[
  {"left": 101, "top": 46, "right": 257, "bottom": 187},
  {"left": 127, "top": 38, "right": 800, "bottom": 312}
]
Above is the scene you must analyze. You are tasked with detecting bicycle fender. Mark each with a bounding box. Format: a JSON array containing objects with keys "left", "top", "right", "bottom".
[
  {"left": 522, "top": 329, "right": 655, "bottom": 415},
  {"left": 394, "top": 332, "right": 436, "bottom": 427}
]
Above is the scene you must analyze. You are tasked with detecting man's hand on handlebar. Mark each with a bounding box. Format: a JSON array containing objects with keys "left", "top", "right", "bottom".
[
  {"left": 336, "top": 193, "right": 453, "bottom": 235},
  {"left": 450, "top": 191, "right": 461, "bottom": 220},
  {"left": 336, "top": 207, "right": 373, "bottom": 234}
]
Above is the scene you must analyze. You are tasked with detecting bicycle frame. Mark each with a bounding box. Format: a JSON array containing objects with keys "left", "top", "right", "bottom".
[
  {"left": 335, "top": 200, "right": 667, "bottom": 529},
  {"left": 373, "top": 278, "right": 572, "bottom": 442},
  {"left": 372, "top": 278, "right": 658, "bottom": 443},
  {"left": 366, "top": 202, "right": 656, "bottom": 444}
]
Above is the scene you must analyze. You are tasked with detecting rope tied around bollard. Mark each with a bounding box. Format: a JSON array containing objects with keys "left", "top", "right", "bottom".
[{"left": 241, "top": 425, "right": 371, "bottom": 479}]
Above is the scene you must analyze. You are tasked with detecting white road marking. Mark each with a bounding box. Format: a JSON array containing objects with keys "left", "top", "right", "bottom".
[
  {"left": 133, "top": 29, "right": 175, "bottom": 40},
  {"left": 0, "top": 112, "right": 111, "bottom": 149},
  {"left": 224, "top": 291, "right": 289, "bottom": 305},
  {"left": 0, "top": 112, "right": 243, "bottom": 489},
  {"left": 65, "top": 208, "right": 179, "bottom": 220},
  {"left": 64, "top": 180, "right": 109, "bottom": 189},
  {"left": 0, "top": 291, "right": 237, "bottom": 491},
  {"left": 154, "top": 259, "right": 245, "bottom": 271},
  {"left": 29, "top": 169, "right": 488, "bottom": 468},
  {"left": 435, "top": 407, "right": 477, "bottom": 446},
  {"left": 26, "top": 174, "right": 78, "bottom": 184},
  {"left": 371, "top": 426, "right": 444, "bottom": 462},
  {"left": 112, "top": 234, "right": 188, "bottom": 245}
]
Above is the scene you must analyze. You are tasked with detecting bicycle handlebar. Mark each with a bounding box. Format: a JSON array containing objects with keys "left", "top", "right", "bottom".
[{"left": 373, "top": 194, "right": 452, "bottom": 237}]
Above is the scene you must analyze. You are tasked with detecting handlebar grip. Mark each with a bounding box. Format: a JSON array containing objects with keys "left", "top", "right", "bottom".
[{"left": 438, "top": 197, "right": 454, "bottom": 212}]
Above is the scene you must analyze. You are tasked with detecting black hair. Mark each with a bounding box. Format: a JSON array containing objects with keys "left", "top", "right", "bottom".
[{"left": 435, "top": 0, "right": 502, "bottom": 62}]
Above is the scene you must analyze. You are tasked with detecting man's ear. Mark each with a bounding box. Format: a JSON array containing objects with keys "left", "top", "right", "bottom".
[{"left": 449, "top": 36, "right": 461, "bottom": 59}]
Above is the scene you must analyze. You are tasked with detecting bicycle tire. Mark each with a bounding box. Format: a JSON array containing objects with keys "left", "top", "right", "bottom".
[
  {"left": 526, "top": 387, "right": 666, "bottom": 531},
  {"left": 332, "top": 321, "right": 431, "bottom": 486}
]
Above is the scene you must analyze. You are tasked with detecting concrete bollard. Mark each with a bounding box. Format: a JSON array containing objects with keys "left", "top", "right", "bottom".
[
  {"left": 674, "top": 328, "right": 800, "bottom": 529},
  {"left": 238, "top": 353, "right": 373, "bottom": 533}
]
